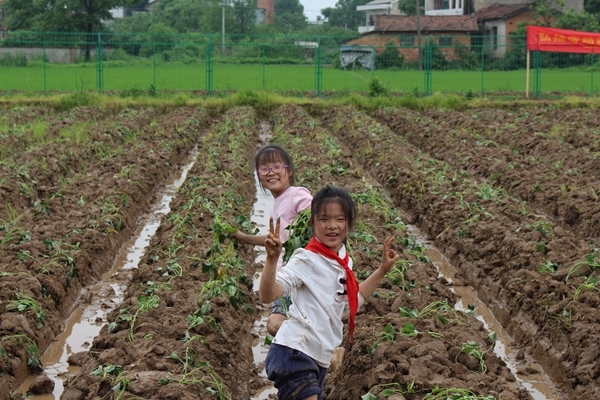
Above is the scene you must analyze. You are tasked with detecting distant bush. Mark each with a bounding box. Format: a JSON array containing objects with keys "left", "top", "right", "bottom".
[
  {"left": 376, "top": 41, "right": 404, "bottom": 69},
  {"left": 107, "top": 48, "right": 129, "bottom": 61},
  {"left": 14, "top": 53, "right": 28, "bottom": 67},
  {"left": 0, "top": 54, "right": 13, "bottom": 66}
]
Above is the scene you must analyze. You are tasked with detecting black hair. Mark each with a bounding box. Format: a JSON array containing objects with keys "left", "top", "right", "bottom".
[
  {"left": 310, "top": 186, "right": 357, "bottom": 230},
  {"left": 253, "top": 145, "right": 295, "bottom": 186}
]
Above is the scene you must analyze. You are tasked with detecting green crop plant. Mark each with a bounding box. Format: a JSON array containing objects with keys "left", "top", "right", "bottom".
[
  {"left": 361, "top": 380, "right": 416, "bottom": 399},
  {"left": 156, "top": 260, "right": 183, "bottom": 278},
  {"left": 475, "top": 184, "right": 507, "bottom": 202},
  {"left": 530, "top": 220, "right": 554, "bottom": 237},
  {"left": 455, "top": 340, "right": 494, "bottom": 373},
  {"left": 282, "top": 209, "right": 312, "bottom": 264},
  {"left": 108, "top": 294, "right": 159, "bottom": 342},
  {"left": 6, "top": 292, "right": 46, "bottom": 329},
  {"left": 567, "top": 275, "right": 599, "bottom": 308},
  {"left": 538, "top": 260, "right": 559, "bottom": 273},
  {"left": 533, "top": 241, "right": 547, "bottom": 254},
  {"left": 30, "top": 121, "right": 48, "bottom": 144},
  {"left": 59, "top": 122, "right": 90, "bottom": 144},
  {"left": 428, "top": 331, "right": 443, "bottom": 339},
  {"left": 196, "top": 274, "right": 249, "bottom": 315},
  {"left": 385, "top": 260, "right": 413, "bottom": 290},
  {"left": 1, "top": 334, "right": 42, "bottom": 369},
  {"left": 565, "top": 252, "right": 600, "bottom": 283},
  {"left": 424, "top": 386, "right": 498, "bottom": 399},
  {"left": 98, "top": 196, "right": 124, "bottom": 232},
  {"left": 0, "top": 224, "right": 27, "bottom": 246},
  {"left": 456, "top": 214, "right": 480, "bottom": 238},
  {"left": 372, "top": 322, "right": 420, "bottom": 349},
  {"left": 399, "top": 300, "right": 462, "bottom": 325},
  {"left": 396, "top": 235, "right": 429, "bottom": 263},
  {"left": 43, "top": 238, "right": 80, "bottom": 287},
  {"left": 183, "top": 312, "right": 220, "bottom": 343},
  {"left": 160, "top": 348, "right": 231, "bottom": 400},
  {"left": 90, "top": 364, "right": 130, "bottom": 400}
]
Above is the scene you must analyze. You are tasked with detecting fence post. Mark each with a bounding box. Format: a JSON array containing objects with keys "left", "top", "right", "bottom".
[
  {"left": 533, "top": 50, "right": 541, "bottom": 97},
  {"left": 480, "top": 43, "right": 485, "bottom": 97},
  {"left": 262, "top": 45, "right": 266, "bottom": 90},
  {"left": 315, "top": 37, "right": 322, "bottom": 97},
  {"left": 43, "top": 44, "right": 47, "bottom": 95},
  {"left": 96, "top": 32, "right": 104, "bottom": 93},
  {"left": 206, "top": 34, "right": 213, "bottom": 95},
  {"left": 591, "top": 53, "right": 594, "bottom": 97},
  {"left": 424, "top": 37, "right": 432, "bottom": 96},
  {"left": 153, "top": 44, "right": 157, "bottom": 89}
]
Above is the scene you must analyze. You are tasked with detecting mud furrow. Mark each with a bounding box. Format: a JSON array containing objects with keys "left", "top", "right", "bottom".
[{"left": 321, "top": 105, "right": 599, "bottom": 398}]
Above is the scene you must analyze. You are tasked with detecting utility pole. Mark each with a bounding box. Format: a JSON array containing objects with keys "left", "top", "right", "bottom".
[
  {"left": 220, "top": 2, "right": 227, "bottom": 54},
  {"left": 416, "top": 0, "right": 422, "bottom": 70}
]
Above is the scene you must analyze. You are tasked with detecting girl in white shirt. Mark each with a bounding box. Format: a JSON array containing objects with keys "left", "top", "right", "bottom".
[
  {"left": 231, "top": 145, "right": 312, "bottom": 336},
  {"left": 260, "top": 186, "right": 399, "bottom": 400}
]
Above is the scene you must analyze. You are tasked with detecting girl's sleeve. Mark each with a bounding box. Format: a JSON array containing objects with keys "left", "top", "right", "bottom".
[
  {"left": 295, "top": 187, "right": 313, "bottom": 214},
  {"left": 275, "top": 249, "right": 307, "bottom": 295}
]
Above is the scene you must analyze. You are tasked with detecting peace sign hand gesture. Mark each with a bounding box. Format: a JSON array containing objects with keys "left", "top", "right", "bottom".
[{"left": 264, "top": 216, "right": 282, "bottom": 260}]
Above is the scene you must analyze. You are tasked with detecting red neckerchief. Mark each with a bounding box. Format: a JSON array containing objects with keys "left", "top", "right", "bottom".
[{"left": 305, "top": 236, "right": 358, "bottom": 344}]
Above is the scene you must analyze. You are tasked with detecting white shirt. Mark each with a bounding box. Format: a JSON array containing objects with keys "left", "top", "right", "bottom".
[{"left": 273, "top": 245, "right": 366, "bottom": 368}]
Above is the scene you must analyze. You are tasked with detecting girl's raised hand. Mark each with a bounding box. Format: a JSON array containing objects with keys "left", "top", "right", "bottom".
[
  {"left": 264, "top": 216, "right": 282, "bottom": 259},
  {"left": 381, "top": 237, "right": 399, "bottom": 272}
]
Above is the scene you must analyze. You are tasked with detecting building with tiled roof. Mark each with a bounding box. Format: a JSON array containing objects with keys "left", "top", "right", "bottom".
[
  {"left": 348, "top": 14, "right": 479, "bottom": 63},
  {"left": 475, "top": 3, "right": 536, "bottom": 55}
]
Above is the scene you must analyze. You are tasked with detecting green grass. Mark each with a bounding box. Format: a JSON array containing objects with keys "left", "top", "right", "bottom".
[{"left": 2, "top": 63, "right": 599, "bottom": 95}]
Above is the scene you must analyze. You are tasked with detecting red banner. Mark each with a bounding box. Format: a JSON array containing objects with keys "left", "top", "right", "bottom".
[{"left": 527, "top": 25, "right": 600, "bottom": 53}]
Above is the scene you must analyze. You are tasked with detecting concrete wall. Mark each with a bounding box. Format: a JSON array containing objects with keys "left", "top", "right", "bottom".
[{"left": 0, "top": 48, "right": 98, "bottom": 64}]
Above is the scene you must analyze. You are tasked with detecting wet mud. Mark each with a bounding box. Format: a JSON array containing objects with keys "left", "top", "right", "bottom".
[{"left": 1, "top": 103, "right": 599, "bottom": 399}]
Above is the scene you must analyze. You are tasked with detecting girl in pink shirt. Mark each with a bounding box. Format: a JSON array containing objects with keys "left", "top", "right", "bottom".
[{"left": 232, "top": 145, "right": 312, "bottom": 335}]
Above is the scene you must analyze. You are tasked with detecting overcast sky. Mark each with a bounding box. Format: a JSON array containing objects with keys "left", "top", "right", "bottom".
[{"left": 301, "top": 0, "right": 338, "bottom": 21}]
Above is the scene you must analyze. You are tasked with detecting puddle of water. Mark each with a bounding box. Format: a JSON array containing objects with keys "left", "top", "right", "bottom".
[
  {"left": 249, "top": 173, "right": 277, "bottom": 400},
  {"left": 16, "top": 148, "right": 198, "bottom": 399},
  {"left": 406, "top": 226, "right": 559, "bottom": 400}
]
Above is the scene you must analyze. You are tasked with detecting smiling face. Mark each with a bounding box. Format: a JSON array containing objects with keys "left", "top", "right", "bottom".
[
  {"left": 257, "top": 156, "right": 292, "bottom": 198},
  {"left": 313, "top": 200, "right": 348, "bottom": 254}
]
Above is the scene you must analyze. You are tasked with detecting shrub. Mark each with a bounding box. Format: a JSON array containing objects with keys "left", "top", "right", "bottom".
[
  {"left": 14, "top": 53, "right": 28, "bottom": 67},
  {"left": 107, "top": 48, "right": 129, "bottom": 61},
  {"left": 0, "top": 54, "right": 13, "bottom": 66},
  {"left": 376, "top": 41, "right": 404, "bottom": 69},
  {"left": 369, "top": 77, "right": 389, "bottom": 97}
]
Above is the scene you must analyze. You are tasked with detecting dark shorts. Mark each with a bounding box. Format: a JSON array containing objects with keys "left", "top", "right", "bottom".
[
  {"left": 265, "top": 343, "right": 327, "bottom": 400},
  {"left": 270, "top": 296, "right": 292, "bottom": 315}
]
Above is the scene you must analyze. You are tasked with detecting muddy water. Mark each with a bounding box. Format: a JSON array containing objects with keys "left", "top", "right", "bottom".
[
  {"left": 407, "top": 227, "right": 559, "bottom": 399},
  {"left": 16, "top": 148, "right": 199, "bottom": 399},
  {"left": 249, "top": 174, "right": 277, "bottom": 400}
]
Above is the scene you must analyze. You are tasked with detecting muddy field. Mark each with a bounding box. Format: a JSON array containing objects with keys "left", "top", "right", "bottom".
[{"left": 1, "top": 102, "right": 599, "bottom": 400}]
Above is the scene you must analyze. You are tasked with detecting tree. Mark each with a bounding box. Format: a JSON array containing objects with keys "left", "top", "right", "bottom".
[
  {"left": 321, "top": 0, "right": 370, "bottom": 31},
  {"left": 3, "top": 0, "right": 141, "bottom": 60},
  {"left": 272, "top": 0, "right": 307, "bottom": 32},
  {"left": 584, "top": 0, "right": 600, "bottom": 15},
  {"left": 397, "top": 0, "right": 424, "bottom": 15},
  {"left": 151, "top": 0, "right": 206, "bottom": 32},
  {"left": 555, "top": 10, "right": 600, "bottom": 32},
  {"left": 232, "top": 0, "right": 257, "bottom": 34}
]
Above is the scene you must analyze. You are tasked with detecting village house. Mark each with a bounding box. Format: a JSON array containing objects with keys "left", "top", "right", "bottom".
[{"left": 354, "top": 0, "right": 583, "bottom": 60}]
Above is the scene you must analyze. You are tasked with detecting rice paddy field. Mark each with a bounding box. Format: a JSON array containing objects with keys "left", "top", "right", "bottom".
[{"left": 0, "top": 97, "right": 599, "bottom": 400}]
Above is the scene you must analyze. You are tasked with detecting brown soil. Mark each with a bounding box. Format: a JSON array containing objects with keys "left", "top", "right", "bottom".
[{"left": 1, "top": 102, "right": 598, "bottom": 400}]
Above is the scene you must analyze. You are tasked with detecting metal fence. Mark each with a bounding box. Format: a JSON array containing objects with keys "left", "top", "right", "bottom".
[{"left": 0, "top": 31, "right": 598, "bottom": 97}]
